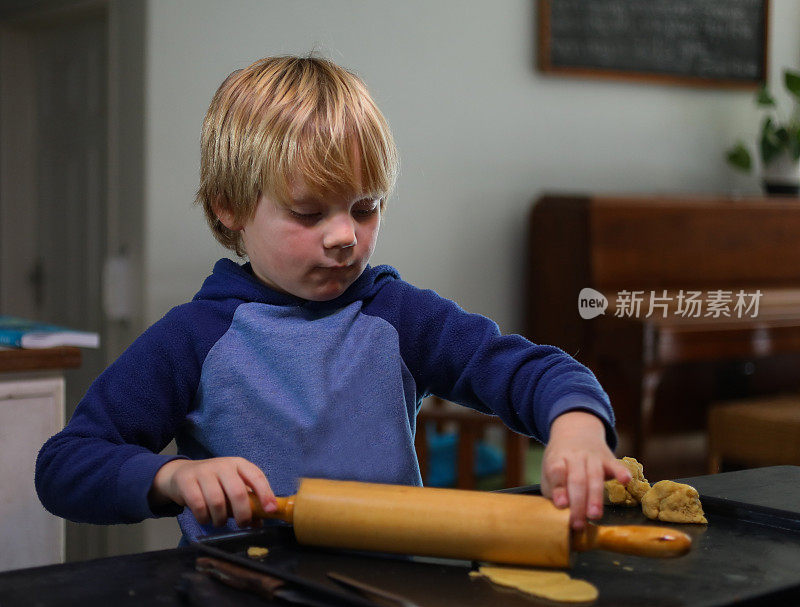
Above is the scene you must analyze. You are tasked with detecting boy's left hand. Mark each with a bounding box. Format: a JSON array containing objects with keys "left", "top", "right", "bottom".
[{"left": 540, "top": 410, "right": 631, "bottom": 530}]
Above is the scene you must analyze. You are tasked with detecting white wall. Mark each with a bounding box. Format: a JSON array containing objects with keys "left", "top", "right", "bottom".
[
  {"left": 144, "top": 0, "right": 800, "bottom": 333},
  {"left": 134, "top": 0, "right": 800, "bottom": 554}
]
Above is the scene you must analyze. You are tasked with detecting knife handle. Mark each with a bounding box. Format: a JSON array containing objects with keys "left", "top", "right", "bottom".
[
  {"left": 249, "top": 492, "right": 296, "bottom": 523},
  {"left": 572, "top": 524, "right": 691, "bottom": 558},
  {"left": 196, "top": 556, "right": 286, "bottom": 599}
]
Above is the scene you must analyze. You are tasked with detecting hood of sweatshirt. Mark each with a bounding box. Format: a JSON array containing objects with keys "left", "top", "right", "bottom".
[{"left": 193, "top": 258, "right": 400, "bottom": 311}]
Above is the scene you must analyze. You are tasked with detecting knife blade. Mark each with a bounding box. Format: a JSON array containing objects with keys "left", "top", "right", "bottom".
[
  {"left": 327, "top": 571, "right": 421, "bottom": 607},
  {"left": 196, "top": 556, "right": 383, "bottom": 607},
  {"left": 195, "top": 556, "right": 341, "bottom": 607},
  {"left": 193, "top": 540, "right": 384, "bottom": 607}
]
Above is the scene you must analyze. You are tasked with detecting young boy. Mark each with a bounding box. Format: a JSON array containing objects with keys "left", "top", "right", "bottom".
[{"left": 36, "top": 55, "right": 630, "bottom": 543}]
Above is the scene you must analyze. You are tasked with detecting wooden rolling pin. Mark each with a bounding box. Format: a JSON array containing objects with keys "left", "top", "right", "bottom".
[{"left": 248, "top": 478, "right": 691, "bottom": 568}]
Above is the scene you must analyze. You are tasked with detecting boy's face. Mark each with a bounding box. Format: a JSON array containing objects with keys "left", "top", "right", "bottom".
[{"left": 221, "top": 176, "right": 381, "bottom": 301}]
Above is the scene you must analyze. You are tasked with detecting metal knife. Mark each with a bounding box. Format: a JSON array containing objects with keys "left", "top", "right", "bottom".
[{"left": 196, "top": 556, "right": 352, "bottom": 607}]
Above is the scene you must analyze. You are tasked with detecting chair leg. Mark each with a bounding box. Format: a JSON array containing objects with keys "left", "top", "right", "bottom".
[
  {"left": 504, "top": 432, "right": 527, "bottom": 488},
  {"left": 457, "top": 424, "right": 477, "bottom": 490},
  {"left": 415, "top": 421, "right": 428, "bottom": 483},
  {"left": 707, "top": 451, "right": 721, "bottom": 475}
]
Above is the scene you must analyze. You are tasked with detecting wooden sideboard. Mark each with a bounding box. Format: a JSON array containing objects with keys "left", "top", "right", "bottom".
[
  {"left": 527, "top": 194, "right": 800, "bottom": 469},
  {"left": 0, "top": 347, "right": 81, "bottom": 572}
]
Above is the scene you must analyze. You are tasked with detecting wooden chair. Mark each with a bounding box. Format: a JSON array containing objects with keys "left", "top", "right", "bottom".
[
  {"left": 414, "top": 396, "right": 528, "bottom": 489},
  {"left": 707, "top": 394, "right": 800, "bottom": 473}
]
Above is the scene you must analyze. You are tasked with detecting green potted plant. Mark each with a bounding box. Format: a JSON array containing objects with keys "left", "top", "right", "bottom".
[{"left": 726, "top": 68, "right": 800, "bottom": 195}]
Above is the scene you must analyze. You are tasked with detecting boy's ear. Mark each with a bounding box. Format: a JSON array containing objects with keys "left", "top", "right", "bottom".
[{"left": 213, "top": 200, "right": 243, "bottom": 231}]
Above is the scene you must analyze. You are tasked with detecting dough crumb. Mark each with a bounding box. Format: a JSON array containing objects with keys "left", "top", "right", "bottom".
[
  {"left": 604, "top": 457, "right": 651, "bottom": 506},
  {"left": 641, "top": 480, "right": 707, "bottom": 524},
  {"left": 246, "top": 546, "right": 270, "bottom": 559},
  {"left": 471, "top": 565, "right": 598, "bottom": 603}
]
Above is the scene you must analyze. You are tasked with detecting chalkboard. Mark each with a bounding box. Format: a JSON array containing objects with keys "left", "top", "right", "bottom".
[{"left": 538, "top": 0, "right": 769, "bottom": 88}]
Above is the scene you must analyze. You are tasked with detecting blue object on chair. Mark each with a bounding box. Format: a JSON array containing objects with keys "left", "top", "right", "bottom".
[{"left": 425, "top": 429, "right": 505, "bottom": 488}]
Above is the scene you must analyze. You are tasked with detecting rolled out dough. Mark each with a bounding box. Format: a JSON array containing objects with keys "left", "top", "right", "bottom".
[{"left": 470, "top": 565, "right": 598, "bottom": 603}]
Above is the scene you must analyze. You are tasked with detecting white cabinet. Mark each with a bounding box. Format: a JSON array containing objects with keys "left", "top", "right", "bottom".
[{"left": 0, "top": 375, "right": 65, "bottom": 571}]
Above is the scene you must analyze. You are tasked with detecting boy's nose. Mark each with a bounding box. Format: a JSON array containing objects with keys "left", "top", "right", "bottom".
[{"left": 323, "top": 215, "right": 357, "bottom": 249}]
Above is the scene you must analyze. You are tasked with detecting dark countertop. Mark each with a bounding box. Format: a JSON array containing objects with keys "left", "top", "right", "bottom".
[{"left": 2, "top": 466, "right": 800, "bottom": 607}]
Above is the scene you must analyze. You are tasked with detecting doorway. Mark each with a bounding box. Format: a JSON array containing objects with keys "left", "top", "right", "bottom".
[
  {"left": 0, "top": 0, "right": 147, "bottom": 561},
  {"left": 2, "top": 10, "right": 108, "bottom": 411}
]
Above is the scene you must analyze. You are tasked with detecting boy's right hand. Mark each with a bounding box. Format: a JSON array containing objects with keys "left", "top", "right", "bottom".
[{"left": 149, "top": 457, "right": 277, "bottom": 528}]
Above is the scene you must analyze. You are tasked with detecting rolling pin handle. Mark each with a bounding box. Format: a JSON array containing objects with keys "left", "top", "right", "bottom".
[
  {"left": 572, "top": 524, "right": 691, "bottom": 558},
  {"left": 248, "top": 492, "right": 295, "bottom": 523}
]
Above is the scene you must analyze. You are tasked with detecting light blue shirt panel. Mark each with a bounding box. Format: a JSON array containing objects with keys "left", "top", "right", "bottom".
[{"left": 179, "top": 300, "right": 422, "bottom": 499}]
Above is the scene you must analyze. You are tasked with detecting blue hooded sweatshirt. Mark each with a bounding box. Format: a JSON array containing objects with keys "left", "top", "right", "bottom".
[{"left": 36, "top": 259, "right": 616, "bottom": 540}]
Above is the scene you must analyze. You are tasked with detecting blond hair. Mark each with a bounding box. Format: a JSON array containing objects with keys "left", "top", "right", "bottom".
[{"left": 195, "top": 55, "right": 399, "bottom": 256}]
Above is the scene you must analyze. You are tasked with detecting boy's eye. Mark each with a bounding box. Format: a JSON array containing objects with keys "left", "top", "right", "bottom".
[
  {"left": 353, "top": 200, "right": 380, "bottom": 218},
  {"left": 289, "top": 209, "right": 321, "bottom": 222}
]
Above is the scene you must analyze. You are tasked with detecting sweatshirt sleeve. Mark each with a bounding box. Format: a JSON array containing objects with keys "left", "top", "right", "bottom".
[
  {"left": 35, "top": 303, "right": 230, "bottom": 524},
  {"left": 365, "top": 279, "right": 617, "bottom": 447}
]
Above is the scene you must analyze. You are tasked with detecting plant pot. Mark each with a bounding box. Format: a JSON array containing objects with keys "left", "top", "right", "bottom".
[{"left": 761, "top": 151, "right": 800, "bottom": 196}]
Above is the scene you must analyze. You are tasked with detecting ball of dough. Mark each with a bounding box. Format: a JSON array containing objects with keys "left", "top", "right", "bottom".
[
  {"left": 604, "top": 457, "right": 651, "bottom": 506},
  {"left": 641, "top": 480, "right": 707, "bottom": 524}
]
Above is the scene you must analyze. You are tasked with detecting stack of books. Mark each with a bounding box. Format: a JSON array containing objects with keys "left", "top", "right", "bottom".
[{"left": 0, "top": 316, "right": 100, "bottom": 349}]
